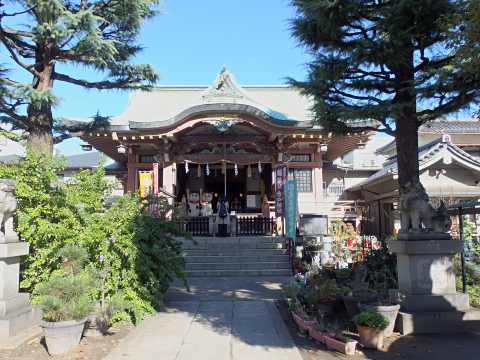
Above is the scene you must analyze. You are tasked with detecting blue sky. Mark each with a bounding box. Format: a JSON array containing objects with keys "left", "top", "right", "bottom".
[{"left": 4, "top": 0, "right": 395, "bottom": 157}]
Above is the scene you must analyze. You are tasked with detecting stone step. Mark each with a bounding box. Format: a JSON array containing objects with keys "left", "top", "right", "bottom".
[
  {"left": 181, "top": 242, "right": 285, "bottom": 250},
  {"left": 185, "top": 262, "right": 291, "bottom": 270},
  {"left": 184, "top": 255, "right": 289, "bottom": 263},
  {"left": 182, "top": 248, "right": 288, "bottom": 256},
  {"left": 184, "top": 269, "right": 293, "bottom": 277},
  {"left": 179, "top": 237, "right": 284, "bottom": 244}
]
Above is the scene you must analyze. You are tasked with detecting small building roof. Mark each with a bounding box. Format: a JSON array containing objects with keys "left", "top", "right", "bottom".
[
  {"left": 419, "top": 118, "right": 480, "bottom": 134},
  {"left": 347, "top": 137, "right": 480, "bottom": 191}
]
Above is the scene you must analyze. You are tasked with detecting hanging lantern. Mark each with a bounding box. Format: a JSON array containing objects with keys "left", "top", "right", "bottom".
[
  {"left": 234, "top": 163, "right": 238, "bottom": 176},
  {"left": 222, "top": 160, "right": 226, "bottom": 174},
  {"left": 258, "top": 161, "right": 262, "bottom": 173},
  {"left": 185, "top": 161, "right": 189, "bottom": 173},
  {"left": 247, "top": 164, "right": 252, "bottom": 178},
  {"left": 206, "top": 163, "right": 210, "bottom": 176},
  {"left": 172, "top": 162, "right": 177, "bottom": 170},
  {"left": 197, "top": 164, "right": 201, "bottom": 178}
]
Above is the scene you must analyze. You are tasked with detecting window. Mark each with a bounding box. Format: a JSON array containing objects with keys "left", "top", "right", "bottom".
[
  {"left": 139, "top": 155, "right": 155, "bottom": 163},
  {"left": 292, "top": 154, "right": 311, "bottom": 162},
  {"left": 287, "top": 168, "right": 312, "bottom": 192},
  {"left": 57, "top": 174, "right": 64, "bottom": 181}
]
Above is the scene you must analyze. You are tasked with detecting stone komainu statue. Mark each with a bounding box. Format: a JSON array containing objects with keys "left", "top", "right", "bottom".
[
  {"left": 0, "top": 179, "right": 17, "bottom": 237},
  {"left": 398, "top": 177, "right": 452, "bottom": 234}
]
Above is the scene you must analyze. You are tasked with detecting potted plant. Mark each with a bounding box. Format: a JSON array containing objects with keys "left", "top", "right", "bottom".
[
  {"left": 290, "top": 302, "right": 316, "bottom": 332},
  {"left": 281, "top": 282, "right": 301, "bottom": 307},
  {"left": 309, "top": 279, "right": 338, "bottom": 315},
  {"left": 322, "top": 261, "right": 335, "bottom": 272},
  {"left": 357, "top": 271, "right": 401, "bottom": 337},
  {"left": 295, "top": 273, "right": 307, "bottom": 286},
  {"left": 307, "top": 317, "right": 328, "bottom": 344},
  {"left": 323, "top": 319, "right": 357, "bottom": 355},
  {"left": 341, "top": 273, "right": 378, "bottom": 319},
  {"left": 353, "top": 309, "right": 389, "bottom": 349},
  {"left": 83, "top": 262, "right": 127, "bottom": 337},
  {"left": 334, "top": 267, "right": 355, "bottom": 286},
  {"left": 305, "top": 240, "right": 324, "bottom": 252},
  {"left": 37, "top": 245, "right": 95, "bottom": 356}
]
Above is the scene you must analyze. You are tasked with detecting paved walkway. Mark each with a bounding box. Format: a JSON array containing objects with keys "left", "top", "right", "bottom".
[{"left": 106, "top": 277, "right": 302, "bottom": 360}]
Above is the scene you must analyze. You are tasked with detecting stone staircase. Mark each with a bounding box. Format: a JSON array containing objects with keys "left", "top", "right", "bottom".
[{"left": 180, "top": 236, "right": 292, "bottom": 277}]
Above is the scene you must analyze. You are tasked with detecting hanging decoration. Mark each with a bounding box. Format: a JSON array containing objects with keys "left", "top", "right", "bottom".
[
  {"left": 206, "top": 163, "right": 210, "bottom": 176},
  {"left": 258, "top": 161, "right": 262, "bottom": 173},
  {"left": 247, "top": 164, "right": 252, "bottom": 178},
  {"left": 172, "top": 162, "right": 177, "bottom": 170},
  {"left": 234, "top": 163, "right": 238, "bottom": 176},
  {"left": 197, "top": 164, "right": 201, "bottom": 178},
  {"left": 185, "top": 161, "right": 189, "bottom": 173}
]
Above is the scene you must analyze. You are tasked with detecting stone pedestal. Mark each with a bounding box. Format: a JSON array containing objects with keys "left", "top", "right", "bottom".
[
  {"left": 0, "top": 236, "right": 42, "bottom": 349},
  {"left": 389, "top": 239, "right": 480, "bottom": 335}
]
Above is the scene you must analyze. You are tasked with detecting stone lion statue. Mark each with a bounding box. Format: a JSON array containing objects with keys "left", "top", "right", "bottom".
[
  {"left": 398, "top": 177, "right": 451, "bottom": 234},
  {"left": 0, "top": 179, "right": 17, "bottom": 237}
]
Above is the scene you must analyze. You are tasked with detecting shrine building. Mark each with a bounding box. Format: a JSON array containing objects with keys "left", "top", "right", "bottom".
[{"left": 79, "top": 66, "right": 374, "bottom": 216}]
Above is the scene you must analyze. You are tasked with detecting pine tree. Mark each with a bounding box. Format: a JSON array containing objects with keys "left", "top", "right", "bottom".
[
  {"left": 286, "top": 0, "right": 480, "bottom": 182},
  {"left": 0, "top": 0, "right": 162, "bottom": 154}
]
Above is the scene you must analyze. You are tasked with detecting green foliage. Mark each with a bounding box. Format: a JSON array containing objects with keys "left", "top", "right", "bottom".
[
  {"left": 37, "top": 245, "right": 95, "bottom": 322},
  {"left": 281, "top": 282, "right": 302, "bottom": 299},
  {"left": 364, "top": 236, "right": 398, "bottom": 292},
  {"left": 0, "top": 150, "right": 193, "bottom": 324},
  {"left": 335, "top": 267, "right": 355, "bottom": 276},
  {"left": 0, "top": 0, "right": 163, "bottom": 153},
  {"left": 353, "top": 309, "right": 390, "bottom": 330}
]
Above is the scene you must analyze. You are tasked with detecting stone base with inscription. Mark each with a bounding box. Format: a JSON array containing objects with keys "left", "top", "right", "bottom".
[{"left": 388, "top": 239, "right": 480, "bottom": 335}]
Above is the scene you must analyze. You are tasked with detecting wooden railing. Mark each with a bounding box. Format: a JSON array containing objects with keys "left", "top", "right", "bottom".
[
  {"left": 236, "top": 216, "right": 276, "bottom": 236},
  {"left": 185, "top": 216, "right": 210, "bottom": 236}
]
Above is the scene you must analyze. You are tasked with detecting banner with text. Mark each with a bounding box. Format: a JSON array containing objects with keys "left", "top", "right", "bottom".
[
  {"left": 284, "top": 180, "right": 297, "bottom": 238},
  {"left": 275, "top": 164, "right": 288, "bottom": 217}
]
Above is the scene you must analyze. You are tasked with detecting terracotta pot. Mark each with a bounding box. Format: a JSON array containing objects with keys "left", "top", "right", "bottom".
[
  {"left": 341, "top": 292, "right": 378, "bottom": 319},
  {"left": 324, "top": 334, "right": 357, "bottom": 355},
  {"left": 356, "top": 325, "right": 384, "bottom": 349},
  {"left": 317, "top": 299, "right": 336, "bottom": 316},
  {"left": 323, "top": 265, "right": 335, "bottom": 272},
  {"left": 358, "top": 301, "right": 400, "bottom": 337}
]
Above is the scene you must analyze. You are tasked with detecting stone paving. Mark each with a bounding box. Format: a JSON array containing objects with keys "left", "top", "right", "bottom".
[{"left": 105, "top": 300, "right": 302, "bottom": 360}]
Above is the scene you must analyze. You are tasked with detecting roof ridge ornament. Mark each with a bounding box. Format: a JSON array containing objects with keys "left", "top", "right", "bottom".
[{"left": 202, "top": 65, "right": 243, "bottom": 100}]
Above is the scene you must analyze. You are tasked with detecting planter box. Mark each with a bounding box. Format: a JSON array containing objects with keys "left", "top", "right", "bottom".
[
  {"left": 308, "top": 327, "right": 326, "bottom": 344},
  {"left": 324, "top": 335, "right": 357, "bottom": 355},
  {"left": 291, "top": 312, "right": 316, "bottom": 331}
]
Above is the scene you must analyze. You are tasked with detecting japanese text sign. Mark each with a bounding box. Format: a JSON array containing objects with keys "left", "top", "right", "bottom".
[{"left": 275, "top": 164, "right": 288, "bottom": 217}]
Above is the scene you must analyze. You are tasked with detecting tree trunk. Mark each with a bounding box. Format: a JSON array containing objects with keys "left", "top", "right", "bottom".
[
  {"left": 26, "top": 105, "right": 54, "bottom": 155},
  {"left": 395, "top": 115, "right": 419, "bottom": 182}
]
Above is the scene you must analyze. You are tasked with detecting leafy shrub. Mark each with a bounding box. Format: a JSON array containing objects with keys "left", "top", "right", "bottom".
[
  {"left": 0, "top": 150, "right": 193, "bottom": 324},
  {"left": 353, "top": 309, "right": 389, "bottom": 330},
  {"left": 335, "top": 268, "right": 355, "bottom": 276}
]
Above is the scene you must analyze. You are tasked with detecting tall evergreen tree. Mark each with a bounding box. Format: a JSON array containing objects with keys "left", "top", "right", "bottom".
[
  {"left": 0, "top": 0, "right": 162, "bottom": 154},
  {"left": 287, "top": 0, "right": 480, "bottom": 183}
]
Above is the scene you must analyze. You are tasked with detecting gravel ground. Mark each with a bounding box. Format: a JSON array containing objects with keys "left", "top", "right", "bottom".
[{"left": 0, "top": 322, "right": 135, "bottom": 360}]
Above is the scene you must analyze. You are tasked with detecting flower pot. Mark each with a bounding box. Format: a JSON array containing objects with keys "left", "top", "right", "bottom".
[
  {"left": 324, "top": 334, "right": 357, "bottom": 355},
  {"left": 83, "top": 312, "right": 110, "bottom": 337},
  {"left": 335, "top": 274, "right": 355, "bottom": 287},
  {"left": 291, "top": 312, "right": 316, "bottom": 331},
  {"left": 40, "top": 318, "right": 88, "bottom": 356},
  {"left": 323, "top": 265, "right": 335, "bottom": 272},
  {"left": 317, "top": 299, "right": 335, "bottom": 316},
  {"left": 347, "top": 239, "right": 353, "bottom": 247},
  {"left": 308, "top": 327, "right": 326, "bottom": 344},
  {"left": 341, "top": 292, "right": 378, "bottom": 319},
  {"left": 356, "top": 325, "right": 384, "bottom": 349},
  {"left": 358, "top": 301, "right": 400, "bottom": 337}
]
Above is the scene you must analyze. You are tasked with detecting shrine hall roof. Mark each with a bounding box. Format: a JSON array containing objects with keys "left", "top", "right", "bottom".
[{"left": 419, "top": 118, "right": 480, "bottom": 134}]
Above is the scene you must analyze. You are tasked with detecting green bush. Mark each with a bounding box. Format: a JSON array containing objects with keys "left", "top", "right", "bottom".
[
  {"left": 0, "top": 150, "right": 193, "bottom": 324},
  {"left": 335, "top": 268, "right": 355, "bottom": 276},
  {"left": 353, "top": 309, "right": 390, "bottom": 330}
]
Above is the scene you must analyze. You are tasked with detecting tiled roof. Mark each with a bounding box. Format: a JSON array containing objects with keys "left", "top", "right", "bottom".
[
  {"left": 419, "top": 118, "right": 480, "bottom": 134},
  {"left": 346, "top": 137, "right": 480, "bottom": 190},
  {"left": 374, "top": 139, "right": 396, "bottom": 154}
]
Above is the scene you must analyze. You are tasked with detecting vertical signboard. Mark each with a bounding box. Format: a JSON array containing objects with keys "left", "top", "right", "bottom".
[
  {"left": 284, "top": 180, "right": 297, "bottom": 238},
  {"left": 275, "top": 164, "right": 288, "bottom": 217},
  {"left": 152, "top": 163, "right": 159, "bottom": 195},
  {"left": 139, "top": 171, "right": 152, "bottom": 198}
]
